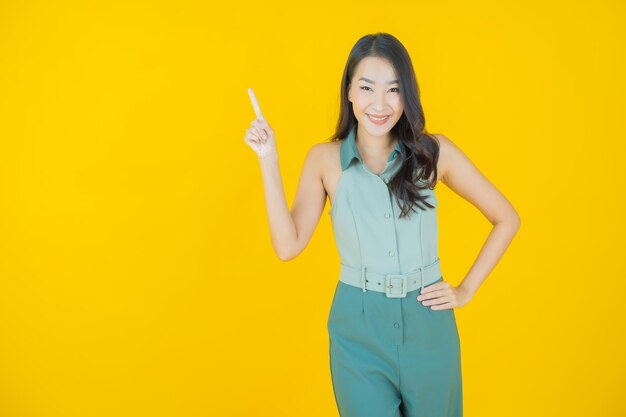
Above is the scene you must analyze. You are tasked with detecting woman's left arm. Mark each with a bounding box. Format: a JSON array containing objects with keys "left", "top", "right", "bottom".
[{"left": 419, "top": 133, "right": 521, "bottom": 309}]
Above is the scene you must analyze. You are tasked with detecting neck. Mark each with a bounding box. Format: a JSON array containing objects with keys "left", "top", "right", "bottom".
[{"left": 355, "top": 126, "right": 396, "bottom": 157}]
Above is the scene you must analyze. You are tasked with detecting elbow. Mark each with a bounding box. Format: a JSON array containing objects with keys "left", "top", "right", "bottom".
[
  {"left": 277, "top": 251, "right": 294, "bottom": 262},
  {"left": 507, "top": 212, "right": 521, "bottom": 235},
  {"left": 274, "top": 238, "right": 304, "bottom": 261},
  {"left": 512, "top": 211, "right": 521, "bottom": 232},
  {"left": 276, "top": 244, "right": 306, "bottom": 261},
  {"left": 493, "top": 211, "right": 521, "bottom": 233},
  {"left": 276, "top": 247, "right": 298, "bottom": 262}
]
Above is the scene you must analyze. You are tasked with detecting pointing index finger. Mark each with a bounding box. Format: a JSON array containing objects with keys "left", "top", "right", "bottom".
[{"left": 247, "top": 88, "right": 265, "bottom": 120}]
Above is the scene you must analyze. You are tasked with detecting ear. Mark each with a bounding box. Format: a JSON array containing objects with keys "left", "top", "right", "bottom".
[{"left": 347, "top": 83, "right": 352, "bottom": 102}]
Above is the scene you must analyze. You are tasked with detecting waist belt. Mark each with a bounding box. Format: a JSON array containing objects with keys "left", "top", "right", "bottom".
[{"left": 339, "top": 258, "right": 442, "bottom": 298}]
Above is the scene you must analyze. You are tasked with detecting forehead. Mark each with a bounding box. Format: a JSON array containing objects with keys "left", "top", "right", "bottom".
[{"left": 353, "top": 56, "right": 397, "bottom": 80}]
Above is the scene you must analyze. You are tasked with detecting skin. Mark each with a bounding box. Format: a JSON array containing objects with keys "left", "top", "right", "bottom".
[{"left": 245, "top": 57, "right": 521, "bottom": 310}]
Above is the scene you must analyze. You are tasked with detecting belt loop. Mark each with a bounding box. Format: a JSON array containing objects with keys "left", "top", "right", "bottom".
[
  {"left": 419, "top": 266, "right": 424, "bottom": 293},
  {"left": 361, "top": 265, "right": 367, "bottom": 292}
]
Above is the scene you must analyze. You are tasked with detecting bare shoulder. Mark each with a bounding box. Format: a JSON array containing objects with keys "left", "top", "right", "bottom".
[
  {"left": 313, "top": 140, "right": 341, "bottom": 156},
  {"left": 306, "top": 140, "right": 341, "bottom": 171},
  {"left": 430, "top": 132, "right": 463, "bottom": 184},
  {"left": 431, "top": 132, "right": 490, "bottom": 185},
  {"left": 303, "top": 140, "right": 341, "bottom": 198}
]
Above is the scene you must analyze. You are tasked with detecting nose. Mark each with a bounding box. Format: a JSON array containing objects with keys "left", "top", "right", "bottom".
[{"left": 372, "top": 90, "right": 388, "bottom": 111}]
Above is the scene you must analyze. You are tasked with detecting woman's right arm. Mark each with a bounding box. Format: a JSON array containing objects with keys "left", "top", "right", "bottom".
[{"left": 245, "top": 88, "right": 327, "bottom": 261}]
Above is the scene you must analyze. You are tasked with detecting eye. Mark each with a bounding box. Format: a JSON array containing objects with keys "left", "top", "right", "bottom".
[{"left": 359, "top": 86, "right": 400, "bottom": 93}]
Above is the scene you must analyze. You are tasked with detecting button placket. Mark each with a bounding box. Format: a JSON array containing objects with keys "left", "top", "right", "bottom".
[
  {"left": 381, "top": 179, "right": 396, "bottom": 263},
  {"left": 383, "top": 175, "right": 401, "bottom": 278}
]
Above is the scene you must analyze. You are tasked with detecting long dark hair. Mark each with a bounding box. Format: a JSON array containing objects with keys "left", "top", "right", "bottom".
[{"left": 328, "top": 32, "right": 440, "bottom": 218}]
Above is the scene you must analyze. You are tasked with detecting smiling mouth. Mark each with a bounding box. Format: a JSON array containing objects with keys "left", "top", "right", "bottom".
[{"left": 367, "top": 114, "right": 391, "bottom": 122}]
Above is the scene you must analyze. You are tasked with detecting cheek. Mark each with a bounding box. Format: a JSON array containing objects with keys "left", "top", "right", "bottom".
[
  {"left": 352, "top": 96, "right": 368, "bottom": 111},
  {"left": 393, "top": 99, "right": 403, "bottom": 114}
]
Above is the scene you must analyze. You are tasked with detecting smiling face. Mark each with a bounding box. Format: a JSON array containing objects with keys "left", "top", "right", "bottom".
[{"left": 348, "top": 56, "right": 404, "bottom": 137}]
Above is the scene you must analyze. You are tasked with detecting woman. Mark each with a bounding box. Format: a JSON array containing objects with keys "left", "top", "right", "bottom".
[{"left": 244, "top": 32, "right": 520, "bottom": 417}]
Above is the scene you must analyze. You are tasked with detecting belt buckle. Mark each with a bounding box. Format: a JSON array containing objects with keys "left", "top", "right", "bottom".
[{"left": 385, "top": 274, "right": 407, "bottom": 298}]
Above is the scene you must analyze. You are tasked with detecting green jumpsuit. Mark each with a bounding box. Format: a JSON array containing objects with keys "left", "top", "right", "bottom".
[{"left": 327, "top": 125, "right": 463, "bottom": 417}]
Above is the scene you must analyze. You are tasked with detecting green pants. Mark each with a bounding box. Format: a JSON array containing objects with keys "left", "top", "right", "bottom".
[{"left": 327, "top": 276, "right": 463, "bottom": 417}]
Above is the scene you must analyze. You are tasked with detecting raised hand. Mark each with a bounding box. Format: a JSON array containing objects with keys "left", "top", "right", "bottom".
[{"left": 245, "top": 88, "right": 277, "bottom": 161}]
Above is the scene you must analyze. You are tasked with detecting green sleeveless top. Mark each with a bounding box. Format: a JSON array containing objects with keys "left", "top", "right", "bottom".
[{"left": 329, "top": 125, "right": 441, "bottom": 287}]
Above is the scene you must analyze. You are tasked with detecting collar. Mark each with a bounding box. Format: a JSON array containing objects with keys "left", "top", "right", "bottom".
[{"left": 339, "top": 125, "right": 406, "bottom": 171}]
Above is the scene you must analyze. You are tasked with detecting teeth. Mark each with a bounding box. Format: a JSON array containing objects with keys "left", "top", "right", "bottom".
[{"left": 369, "top": 115, "right": 389, "bottom": 121}]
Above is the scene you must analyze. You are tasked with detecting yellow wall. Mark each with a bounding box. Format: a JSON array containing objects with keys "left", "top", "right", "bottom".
[{"left": 0, "top": 1, "right": 624, "bottom": 416}]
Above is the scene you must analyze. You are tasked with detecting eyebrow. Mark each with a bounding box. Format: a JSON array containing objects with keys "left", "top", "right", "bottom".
[{"left": 358, "top": 77, "right": 399, "bottom": 85}]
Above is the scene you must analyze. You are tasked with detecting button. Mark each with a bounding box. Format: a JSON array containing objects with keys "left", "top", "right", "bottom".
[
  {"left": 394, "top": 322, "right": 400, "bottom": 329},
  {"left": 383, "top": 178, "right": 389, "bottom": 184},
  {"left": 388, "top": 250, "right": 395, "bottom": 257},
  {"left": 384, "top": 213, "right": 391, "bottom": 219}
]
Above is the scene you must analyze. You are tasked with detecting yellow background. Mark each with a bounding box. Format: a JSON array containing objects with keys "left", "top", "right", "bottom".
[{"left": 0, "top": 1, "right": 624, "bottom": 416}]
